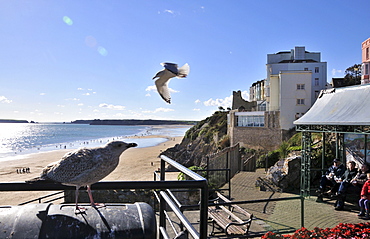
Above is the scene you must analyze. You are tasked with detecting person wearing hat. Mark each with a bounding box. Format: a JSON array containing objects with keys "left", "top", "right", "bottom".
[{"left": 316, "top": 158, "right": 346, "bottom": 202}]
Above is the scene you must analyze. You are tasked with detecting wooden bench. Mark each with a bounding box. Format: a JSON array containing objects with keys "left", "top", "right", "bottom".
[{"left": 208, "top": 192, "right": 253, "bottom": 236}]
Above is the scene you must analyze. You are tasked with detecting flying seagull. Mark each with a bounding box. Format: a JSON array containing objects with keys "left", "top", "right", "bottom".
[
  {"left": 152, "top": 62, "right": 190, "bottom": 104},
  {"left": 27, "top": 141, "right": 137, "bottom": 212}
]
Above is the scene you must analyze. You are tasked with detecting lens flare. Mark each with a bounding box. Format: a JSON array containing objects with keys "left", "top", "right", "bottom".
[
  {"left": 63, "top": 16, "right": 73, "bottom": 26},
  {"left": 97, "top": 46, "right": 108, "bottom": 56},
  {"left": 85, "top": 36, "right": 97, "bottom": 48}
]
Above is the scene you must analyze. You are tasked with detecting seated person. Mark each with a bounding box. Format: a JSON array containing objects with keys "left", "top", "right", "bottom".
[
  {"left": 352, "top": 164, "right": 370, "bottom": 191},
  {"left": 358, "top": 173, "right": 370, "bottom": 219},
  {"left": 317, "top": 158, "right": 345, "bottom": 202},
  {"left": 334, "top": 161, "right": 358, "bottom": 210}
]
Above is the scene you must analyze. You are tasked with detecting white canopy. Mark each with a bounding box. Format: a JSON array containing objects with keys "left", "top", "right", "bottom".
[{"left": 294, "top": 84, "right": 370, "bottom": 126}]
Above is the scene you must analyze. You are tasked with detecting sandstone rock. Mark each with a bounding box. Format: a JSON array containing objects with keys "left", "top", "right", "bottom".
[{"left": 265, "top": 156, "right": 301, "bottom": 191}]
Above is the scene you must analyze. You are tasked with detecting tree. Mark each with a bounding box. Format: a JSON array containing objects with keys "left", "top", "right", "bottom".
[{"left": 343, "top": 63, "right": 362, "bottom": 86}]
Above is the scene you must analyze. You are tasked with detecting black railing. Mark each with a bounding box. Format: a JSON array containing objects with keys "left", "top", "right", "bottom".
[{"left": 18, "top": 191, "right": 64, "bottom": 205}]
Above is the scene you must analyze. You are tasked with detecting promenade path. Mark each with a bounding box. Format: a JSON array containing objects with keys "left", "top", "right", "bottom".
[{"left": 223, "top": 169, "right": 367, "bottom": 237}]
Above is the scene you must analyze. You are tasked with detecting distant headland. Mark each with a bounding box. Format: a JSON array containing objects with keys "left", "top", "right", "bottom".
[
  {"left": 0, "top": 119, "right": 30, "bottom": 123},
  {"left": 71, "top": 119, "right": 197, "bottom": 125}
]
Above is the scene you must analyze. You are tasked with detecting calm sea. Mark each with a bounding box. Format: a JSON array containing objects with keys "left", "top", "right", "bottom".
[{"left": 0, "top": 123, "right": 190, "bottom": 161}]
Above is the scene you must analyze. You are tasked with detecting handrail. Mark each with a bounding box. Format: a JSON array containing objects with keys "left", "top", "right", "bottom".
[
  {"left": 18, "top": 191, "right": 64, "bottom": 205},
  {"left": 0, "top": 180, "right": 206, "bottom": 191},
  {"left": 158, "top": 155, "right": 208, "bottom": 239}
]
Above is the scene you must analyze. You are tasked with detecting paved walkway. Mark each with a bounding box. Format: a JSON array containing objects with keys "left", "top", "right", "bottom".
[{"left": 225, "top": 169, "right": 367, "bottom": 237}]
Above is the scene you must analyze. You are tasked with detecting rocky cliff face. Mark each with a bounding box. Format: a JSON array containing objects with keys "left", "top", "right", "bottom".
[{"left": 161, "top": 111, "right": 229, "bottom": 168}]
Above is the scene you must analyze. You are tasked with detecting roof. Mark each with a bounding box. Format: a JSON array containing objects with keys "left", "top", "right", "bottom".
[{"left": 294, "top": 84, "right": 370, "bottom": 126}]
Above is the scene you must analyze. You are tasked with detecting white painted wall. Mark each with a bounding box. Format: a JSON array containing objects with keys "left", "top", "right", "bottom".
[{"left": 279, "top": 71, "right": 312, "bottom": 130}]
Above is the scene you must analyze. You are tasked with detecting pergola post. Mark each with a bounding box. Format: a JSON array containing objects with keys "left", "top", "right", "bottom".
[{"left": 300, "top": 131, "right": 311, "bottom": 197}]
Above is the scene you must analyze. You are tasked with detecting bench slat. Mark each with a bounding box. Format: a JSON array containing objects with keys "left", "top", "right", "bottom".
[{"left": 208, "top": 202, "right": 252, "bottom": 236}]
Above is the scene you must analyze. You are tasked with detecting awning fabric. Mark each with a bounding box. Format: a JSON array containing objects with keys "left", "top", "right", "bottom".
[{"left": 294, "top": 84, "right": 370, "bottom": 126}]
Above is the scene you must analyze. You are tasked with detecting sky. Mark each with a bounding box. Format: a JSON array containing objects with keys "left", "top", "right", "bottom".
[{"left": 0, "top": 0, "right": 369, "bottom": 123}]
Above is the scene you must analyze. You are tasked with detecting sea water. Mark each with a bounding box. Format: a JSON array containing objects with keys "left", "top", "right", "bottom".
[{"left": 0, "top": 123, "right": 190, "bottom": 162}]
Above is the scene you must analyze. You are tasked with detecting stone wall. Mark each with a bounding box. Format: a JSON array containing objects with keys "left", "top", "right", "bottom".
[
  {"left": 228, "top": 110, "right": 286, "bottom": 151},
  {"left": 230, "top": 126, "right": 283, "bottom": 151}
]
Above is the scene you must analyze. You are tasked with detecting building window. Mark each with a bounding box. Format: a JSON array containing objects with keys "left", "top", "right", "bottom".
[
  {"left": 367, "top": 47, "right": 369, "bottom": 60},
  {"left": 304, "top": 68, "right": 309, "bottom": 71},
  {"left": 297, "top": 99, "right": 305, "bottom": 105},
  {"left": 315, "top": 91, "right": 320, "bottom": 98},
  {"left": 315, "top": 67, "right": 319, "bottom": 73},
  {"left": 236, "top": 115, "right": 265, "bottom": 127},
  {"left": 315, "top": 78, "right": 319, "bottom": 86},
  {"left": 297, "top": 84, "right": 305, "bottom": 90},
  {"left": 366, "top": 63, "right": 369, "bottom": 75}
]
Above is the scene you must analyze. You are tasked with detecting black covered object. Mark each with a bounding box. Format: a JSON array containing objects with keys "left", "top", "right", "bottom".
[{"left": 0, "top": 203, "right": 156, "bottom": 238}]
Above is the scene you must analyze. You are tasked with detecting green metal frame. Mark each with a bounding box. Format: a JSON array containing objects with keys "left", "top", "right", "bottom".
[{"left": 297, "top": 124, "right": 370, "bottom": 197}]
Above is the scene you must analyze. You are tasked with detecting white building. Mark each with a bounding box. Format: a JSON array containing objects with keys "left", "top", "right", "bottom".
[
  {"left": 265, "top": 46, "right": 327, "bottom": 129},
  {"left": 228, "top": 46, "right": 327, "bottom": 150}
]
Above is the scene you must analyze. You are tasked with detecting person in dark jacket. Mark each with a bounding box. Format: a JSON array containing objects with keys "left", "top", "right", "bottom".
[
  {"left": 316, "top": 158, "right": 346, "bottom": 202},
  {"left": 334, "top": 161, "right": 358, "bottom": 210},
  {"left": 353, "top": 164, "right": 370, "bottom": 190}
]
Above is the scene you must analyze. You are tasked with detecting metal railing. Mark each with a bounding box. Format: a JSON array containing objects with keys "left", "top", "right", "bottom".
[
  {"left": 18, "top": 191, "right": 64, "bottom": 205},
  {"left": 0, "top": 155, "right": 209, "bottom": 239}
]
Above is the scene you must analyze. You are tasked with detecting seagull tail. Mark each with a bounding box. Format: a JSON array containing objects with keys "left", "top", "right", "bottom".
[{"left": 177, "top": 63, "right": 190, "bottom": 78}]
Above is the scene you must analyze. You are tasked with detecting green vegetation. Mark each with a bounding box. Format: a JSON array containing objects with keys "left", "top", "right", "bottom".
[
  {"left": 184, "top": 111, "right": 228, "bottom": 149},
  {"left": 255, "top": 132, "right": 336, "bottom": 169}
]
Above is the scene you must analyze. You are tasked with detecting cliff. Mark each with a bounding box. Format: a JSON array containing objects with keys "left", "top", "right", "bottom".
[{"left": 161, "top": 111, "right": 229, "bottom": 167}]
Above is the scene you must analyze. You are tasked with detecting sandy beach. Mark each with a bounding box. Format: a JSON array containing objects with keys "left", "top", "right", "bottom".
[{"left": 0, "top": 133, "right": 184, "bottom": 206}]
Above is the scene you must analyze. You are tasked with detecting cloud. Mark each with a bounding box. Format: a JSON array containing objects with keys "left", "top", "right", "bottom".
[
  {"left": 0, "top": 96, "right": 12, "bottom": 103},
  {"left": 40, "top": 93, "right": 46, "bottom": 96},
  {"left": 158, "top": 9, "right": 180, "bottom": 16},
  {"left": 241, "top": 90, "right": 250, "bottom": 101},
  {"left": 77, "top": 103, "right": 84, "bottom": 106},
  {"left": 164, "top": 9, "right": 175, "bottom": 14},
  {"left": 204, "top": 95, "right": 233, "bottom": 108},
  {"left": 331, "top": 69, "right": 342, "bottom": 76},
  {"left": 65, "top": 98, "right": 80, "bottom": 101},
  {"left": 194, "top": 99, "right": 201, "bottom": 104},
  {"left": 82, "top": 93, "right": 90, "bottom": 96},
  {"left": 145, "top": 85, "right": 179, "bottom": 93},
  {"left": 145, "top": 85, "right": 157, "bottom": 92},
  {"left": 99, "top": 103, "right": 125, "bottom": 110},
  {"left": 142, "top": 107, "right": 174, "bottom": 113},
  {"left": 193, "top": 108, "right": 200, "bottom": 111}
]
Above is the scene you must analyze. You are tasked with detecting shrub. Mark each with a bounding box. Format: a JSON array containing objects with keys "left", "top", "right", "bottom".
[{"left": 256, "top": 151, "right": 280, "bottom": 168}]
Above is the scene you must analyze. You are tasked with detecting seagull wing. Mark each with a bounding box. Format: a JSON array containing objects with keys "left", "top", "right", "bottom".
[
  {"left": 162, "top": 63, "right": 179, "bottom": 75},
  {"left": 153, "top": 69, "right": 166, "bottom": 79},
  {"left": 177, "top": 63, "right": 190, "bottom": 78},
  {"left": 154, "top": 70, "right": 175, "bottom": 104},
  {"left": 46, "top": 148, "right": 109, "bottom": 184}
]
